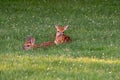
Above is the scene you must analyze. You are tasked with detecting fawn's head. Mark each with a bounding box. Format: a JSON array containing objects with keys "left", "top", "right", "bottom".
[
  {"left": 55, "top": 25, "right": 69, "bottom": 37},
  {"left": 23, "top": 36, "right": 35, "bottom": 50}
]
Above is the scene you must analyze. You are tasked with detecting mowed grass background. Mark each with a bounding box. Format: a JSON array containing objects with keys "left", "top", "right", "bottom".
[{"left": 0, "top": 0, "right": 120, "bottom": 80}]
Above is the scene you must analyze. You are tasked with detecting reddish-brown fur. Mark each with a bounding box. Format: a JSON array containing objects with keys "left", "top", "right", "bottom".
[
  {"left": 54, "top": 25, "right": 71, "bottom": 44},
  {"left": 23, "top": 36, "right": 55, "bottom": 50}
]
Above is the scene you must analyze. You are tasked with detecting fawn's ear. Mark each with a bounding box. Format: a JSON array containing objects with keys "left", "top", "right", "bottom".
[
  {"left": 27, "top": 36, "right": 35, "bottom": 45},
  {"left": 30, "top": 38, "right": 35, "bottom": 45},
  {"left": 64, "top": 25, "right": 69, "bottom": 30},
  {"left": 55, "top": 25, "right": 58, "bottom": 29},
  {"left": 27, "top": 36, "right": 32, "bottom": 41}
]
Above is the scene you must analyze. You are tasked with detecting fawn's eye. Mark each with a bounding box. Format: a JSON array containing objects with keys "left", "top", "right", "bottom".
[
  {"left": 57, "top": 31, "right": 59, "bottom": 32},
  {"left": 27, "top": 45, "right": 30, "bottom": 47}
]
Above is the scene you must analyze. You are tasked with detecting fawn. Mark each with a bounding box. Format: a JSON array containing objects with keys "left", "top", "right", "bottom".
[
  {"left": 23, "top": 36, "right": 55, "bottom": 50},
  {"left": 54, "top": 25, "right": 71, "bottom": 44},
  {"left": 23, "top": 25, "right": 71, "bottom": 50}
]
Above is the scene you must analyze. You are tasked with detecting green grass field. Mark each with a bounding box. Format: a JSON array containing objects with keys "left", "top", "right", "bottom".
[{"left": 0, "top": 0, "right": 120, "bottom": 80}]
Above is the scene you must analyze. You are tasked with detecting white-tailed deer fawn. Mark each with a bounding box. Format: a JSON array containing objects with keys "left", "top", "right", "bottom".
[
  {"left": 23, "top": 36, "right": 55, "bottom": 50},
  {"left": 54, "top": 25, "right": 71, "bottom": 44}
]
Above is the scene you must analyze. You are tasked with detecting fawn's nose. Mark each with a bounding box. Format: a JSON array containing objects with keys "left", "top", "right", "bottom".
[
  {"left": 60, "top": 32, "right": 63, "bottom": 35},
  {"left": 23, "top": 46, "right": 28, "bottom": 50},
  {"left": 23, "top": 46, "right": 29, "bottom": 50},
  {"left": 57, "top": 32, "right": 64, "bottom": 36},
  {"left": 23, "top": 46, "right": 26, "bottom": 50}
]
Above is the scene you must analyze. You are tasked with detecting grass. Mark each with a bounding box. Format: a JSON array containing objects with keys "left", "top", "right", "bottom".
[
  {"left": 0, "top": 54, "right": 120, "bottom": 80},
  {"left": 0, "top": 0, "right": 120, "bottom": 80}
]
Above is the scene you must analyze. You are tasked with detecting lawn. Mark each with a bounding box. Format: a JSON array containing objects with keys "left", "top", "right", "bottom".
[{"left": 0, "top": 0, "right": 120, "bottom": 80}]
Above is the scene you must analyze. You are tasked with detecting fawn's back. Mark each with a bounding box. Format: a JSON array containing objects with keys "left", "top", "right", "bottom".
[{"left": 54, "top": 25, "right": 71, "bottom": 44}]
